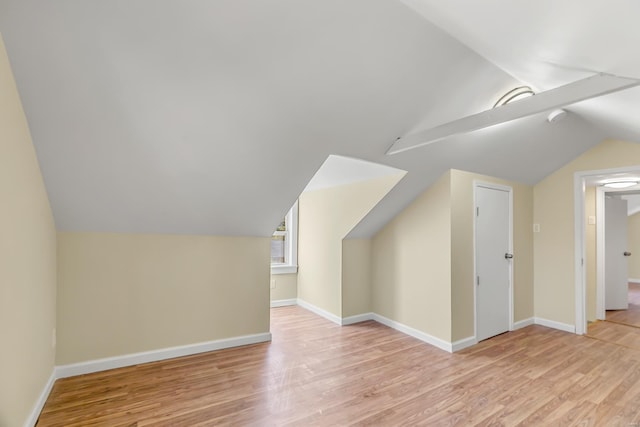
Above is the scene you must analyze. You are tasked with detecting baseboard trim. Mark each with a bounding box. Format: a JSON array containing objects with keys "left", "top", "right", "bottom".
[
  {"left": 55, "top": 332, "right": 272, "bottom": 379},
  {"left": 513, "top": 317, "right": 535, "bottom": 330},
  {"left": 451, "top": 336, "right": 477, "bottom": 352},
  {"left": 534, "top": 317, "right": 575, "bottom": 333},
  {"left": 341, "top": 312, "right": 374, "bottom": 326},
  {"left": 629, "top": 278, "right": 640, "bottom": 284},
  {"left": 24, "top": 370, "right": 56, "bottom": 427},
  {"left": 296, "top": 299, "right": 342, "bottom": 325},
  {"left": 270, "top": 298, "right": 297, "bottom": 308},
  {"left": 372, "top": 313, "right": 453, "bottom": 353}
]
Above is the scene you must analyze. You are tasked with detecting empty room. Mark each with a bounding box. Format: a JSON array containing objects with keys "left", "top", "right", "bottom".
[{"left": 3, "top": 0, "right": 640, "bottom": 425}]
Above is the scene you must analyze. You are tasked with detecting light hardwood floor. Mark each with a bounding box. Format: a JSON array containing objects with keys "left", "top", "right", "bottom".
[
  {"left": 38, "top": 306, "right": 640, "bottom": 426},
  {"left": 606, "top": 282, "right": 640, "bottom": 327},
  {"left": 587, "top": 282, "right": 640, "bottom": 362}
]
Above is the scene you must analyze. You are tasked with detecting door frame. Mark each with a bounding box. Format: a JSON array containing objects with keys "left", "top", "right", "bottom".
[
  {"left": 473, "top": 181, "right": 515, "bottom": 341},
  {"left": 596, "top": 185, "right": 607, "bottom": 320},
  {"left": 574, "top": 165, "right": 640, "bottom": 334},
  {"left": 596, "top": 186, "right": 634, "bottom": 318}
]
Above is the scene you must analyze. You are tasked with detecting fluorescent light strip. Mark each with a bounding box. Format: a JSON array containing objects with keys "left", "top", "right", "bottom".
[{"left": 387, "top": 73, "right": 640, "bottom": 155}]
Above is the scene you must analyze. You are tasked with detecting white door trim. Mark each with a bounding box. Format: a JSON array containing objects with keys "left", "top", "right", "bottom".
[
  {"left": 574, "top": 165, "right": 640, "bottom": 335},
  {"left": 596, "top": 186, "right": 606, "bottom": 320},
  {"left": 473, "top": 181, "right": 514, "bottom": 342}
]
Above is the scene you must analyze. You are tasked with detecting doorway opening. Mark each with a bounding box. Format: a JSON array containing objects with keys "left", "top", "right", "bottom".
[{"left": 574, "top": 166, "right": 640, "bottom": 335}]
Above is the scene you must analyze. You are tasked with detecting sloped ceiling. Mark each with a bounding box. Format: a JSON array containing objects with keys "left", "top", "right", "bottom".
[
  {"left": 304, "top": 155, "right": 405, "bottom": 193},
  {"left": 0, "top": 0, "right": 633, "bottom": 237},
  {"left": 401, "top": 0, "right": 640, "bottom": 142}
]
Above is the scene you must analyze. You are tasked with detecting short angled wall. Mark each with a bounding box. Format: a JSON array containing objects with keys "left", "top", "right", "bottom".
[
  {"left": 271, "top": 299, "right": 297, "bottom": 308},
  {"left": 26, "top": 333, "right": 272, "bottom": 426},
  {"left": 533, "top": 317, "right": 576, "bottom": 333},
  {"left": 294, "top": 299, "right": 472, "bottom": 353},
  {"left": 513, "top": 317, "right": 535, "bottom": 330},
  {"left": 56, "top": 333, "right": 272, "bottom": 379},
  {"left": 297, "top": 298, "right": 342, "bottom": 325},
  {"left": 24, "top": 372, "right": 57, "bottom": 427}
]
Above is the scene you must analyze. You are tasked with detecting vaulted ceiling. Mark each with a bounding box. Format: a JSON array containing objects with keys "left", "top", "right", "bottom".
[{"left": 1, "top": 0, "right": 638, "bottom": 237}]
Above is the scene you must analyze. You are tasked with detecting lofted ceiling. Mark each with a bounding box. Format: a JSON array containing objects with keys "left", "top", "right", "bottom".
[{"left": 0, "top": 0, "right": 638, "bottom": 237}]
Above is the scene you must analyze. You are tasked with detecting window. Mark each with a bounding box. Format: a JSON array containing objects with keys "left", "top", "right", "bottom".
[{"left": 271, "top": 200, "right": 298, "bottom": 274}]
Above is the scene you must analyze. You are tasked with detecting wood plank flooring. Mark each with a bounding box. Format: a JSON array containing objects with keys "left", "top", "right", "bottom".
[
  {"left": 606, "top": 282, "right": 640, "bottom": 326},
  {"left": 586, "top": 281, "right": 640, "bottom": 371},
  {"left": 37, "top": 306, "right": 640, "bottom": 426}
]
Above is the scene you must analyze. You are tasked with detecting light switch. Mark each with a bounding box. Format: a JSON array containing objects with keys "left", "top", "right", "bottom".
[
  {"left": 533, "top": 224, "right": 540, "bottom": 233},
  {"left": 588, "top": 215, "right": 596, "bottom": 225}
]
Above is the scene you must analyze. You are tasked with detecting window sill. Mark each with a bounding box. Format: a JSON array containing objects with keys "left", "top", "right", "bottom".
[{"left": 271, "top": 265, "right": 298, "bottom": 275}]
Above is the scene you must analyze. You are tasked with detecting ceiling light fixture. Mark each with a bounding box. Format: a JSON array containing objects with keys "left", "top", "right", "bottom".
[
  {"left": 603, "top": 180, "right": 639, "bottom": 189},
  {"left": 547, "top": 109, "right": 567, "bottom": 123},
  {"left": 493, "top": 86, "right": 535, "bottom": 108},
  {"left": 387, "top": 73, "right": 640, "bottom": 155}
]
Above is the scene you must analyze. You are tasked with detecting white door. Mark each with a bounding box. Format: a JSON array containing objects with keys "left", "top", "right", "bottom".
[
  {"left": 475, "top": 185, "right": 512, "bottom": 341},
  {"left": 605, "top": 196, "right": 629, "bottom": 310}
]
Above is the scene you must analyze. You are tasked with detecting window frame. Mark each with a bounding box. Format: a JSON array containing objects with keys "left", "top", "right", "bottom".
[{"left": 271, "top": 200, "right": 298, "bottom": 275}]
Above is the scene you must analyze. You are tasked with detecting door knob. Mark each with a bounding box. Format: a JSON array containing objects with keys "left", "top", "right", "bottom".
[
  {"left": 505, "top": 253, "right": 514, "bottom": 259},
  {"left": 624, "top": 251, "right": 632, "bottom": 256}
]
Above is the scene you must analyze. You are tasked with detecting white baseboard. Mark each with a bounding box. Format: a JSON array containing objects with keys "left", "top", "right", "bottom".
[
  {"left": 629, "top": 278, "right": 640, "bottom": 284},
  {"left": 513, "top": 317, "right": 535, "bottom": 330},
  {"left": 451, "top": 336, "right": 477, "bottom": 352},
  {"left": 534, "top": 317, "right": 575, "bottom": 333},
  {"left": 341, "top": 312, "right": 374, "bottom": 326},
  {"left": 270, "top": 298, "right": 297, "bottom": 308},
  {"left": 372, "top": 313, "right": 453, "bottom": 353},
  {"left": 55, "top": 332, "right": 272, "bottom": 379},
  {"left": 296, "top": 298, "right": 342, "bottom": 325},
  {"left": 24, "top": 370, "right": 56, "bottom": 427}
]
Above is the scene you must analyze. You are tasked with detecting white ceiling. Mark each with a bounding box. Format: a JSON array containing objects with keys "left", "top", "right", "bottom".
[
  {"left": 401, "top": 0, "right": 640, "bottom": 142},
  {"left": 304, "top": 155, "right": 405, "bottom": 193},
  {"left": 622, "top": 195, "right": 640, "bottom": 216},
  {"left": 1, "top": 0, "right": 638, "bottom": 237}
]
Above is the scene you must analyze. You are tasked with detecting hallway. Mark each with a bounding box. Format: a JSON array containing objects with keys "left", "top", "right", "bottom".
[{"left": 587, "top": 283, "right": 640, "bottom": 351}]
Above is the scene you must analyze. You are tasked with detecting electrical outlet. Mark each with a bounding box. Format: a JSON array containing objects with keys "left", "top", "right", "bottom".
[
  {"left": 270, "top": 279, "right": 276, "bottom": 289},
  {"left": 51, "top": 328, "right": 56, "bottom": 349},
  {"left": 533, "top": 223, "right": 540, "bottom": 233},
  {"left": 588, "top": 215, "right": 596, "bottom": 225}
]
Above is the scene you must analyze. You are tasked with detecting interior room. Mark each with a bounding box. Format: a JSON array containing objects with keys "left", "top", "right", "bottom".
[{"left": 3, "top": 0, "right": 640, "bottom": 425}]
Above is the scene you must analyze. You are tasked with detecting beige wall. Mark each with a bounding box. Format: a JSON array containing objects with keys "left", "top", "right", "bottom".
[
  {"left": 371, "top": 169, "right": 533, "bottom": 343},
  {"left": 372, "top": 172, "right": 452, "bottom": 342},
  {"left": 342, "top": 239, "right": 372, "bottom": 318},
  {"left": 0, "top": 35, "right": 58, "bottom": 427},
  {"left": 270, "top": 273, "right": 297, "bottom": 301},
  {"left": 534, "top": 140, "right": 640, "bottom": 326},
  {"left": 297, "top": 175, "right": 404, "bottom": 317},
  {"left": 450, "top": 170, "right": 534, "bottom": 341},
  {"left": 629, "top": 212, "right": 640, "bottom": 280},
  {"left": 57, "top": 232, "right": 270, "bottom": 364}
]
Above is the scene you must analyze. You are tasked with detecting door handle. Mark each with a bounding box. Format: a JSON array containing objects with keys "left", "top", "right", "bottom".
[
  {"left": 624, "top": 252, "right": 632, "bottom": 257},
  {"left": 505, "top": 253, "right": 514, "bottom": 259}
]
